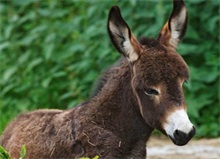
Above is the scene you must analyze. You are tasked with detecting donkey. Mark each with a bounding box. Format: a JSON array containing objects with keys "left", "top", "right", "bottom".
[{"left": 0, "top": 0, "right": 195, "bottom": 158}]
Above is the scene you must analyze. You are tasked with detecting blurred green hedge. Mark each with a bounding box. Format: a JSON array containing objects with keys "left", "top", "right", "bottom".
[{"left": 0, "top": 0, "right": 219, "bottom": 137}]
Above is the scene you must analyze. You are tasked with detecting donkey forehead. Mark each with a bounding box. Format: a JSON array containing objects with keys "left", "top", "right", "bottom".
[{"left": 136, "top": 49, "right": 189, "bottom": 85}]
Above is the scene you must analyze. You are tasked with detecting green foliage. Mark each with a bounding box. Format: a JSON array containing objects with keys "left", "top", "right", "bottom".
[
  {"left": 0, "top": 145, "right": 26, "bottom": 159},
  {"left": 80, "top": 156, "right": 99, "bottom": 159},
  {"left": 19, "top": 146, "right": 26, "bottom": 159},
  {"left": 0, "top": 146, "right": 10, "bottom": 159},
  {"left": 0, "top": 0, "right": 219, "bottom": 138}
]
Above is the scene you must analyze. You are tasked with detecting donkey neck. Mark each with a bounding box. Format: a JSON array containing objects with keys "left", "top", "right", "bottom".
[{"left": 88, "top": 61, "right": 153, "bottom": 140}]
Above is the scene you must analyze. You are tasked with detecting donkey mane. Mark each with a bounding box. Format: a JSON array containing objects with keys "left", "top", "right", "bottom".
[{"left": 90, "top": 57, "right": 125, "bottom": 98}]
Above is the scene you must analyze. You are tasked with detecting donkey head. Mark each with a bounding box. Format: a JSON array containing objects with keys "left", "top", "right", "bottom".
[{"left": 108, "top": 0, "right": 195, "bottom": 146}]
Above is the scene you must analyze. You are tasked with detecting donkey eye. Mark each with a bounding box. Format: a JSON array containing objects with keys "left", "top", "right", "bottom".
[{"left": 144, "top": 88, "right": 159, "bottom": 96}]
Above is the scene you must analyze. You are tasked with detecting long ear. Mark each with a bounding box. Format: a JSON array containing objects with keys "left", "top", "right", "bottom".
[
  {"left": 108, "top": 6, "right": 142, "bottom": 62},
  {"left": 157, "top": 0, "right": 188, "bottom": 49}
]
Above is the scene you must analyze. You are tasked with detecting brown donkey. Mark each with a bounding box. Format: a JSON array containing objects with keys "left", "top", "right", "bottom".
[{"left": 0, "top": 0, "right": 195, "bottom": 158}]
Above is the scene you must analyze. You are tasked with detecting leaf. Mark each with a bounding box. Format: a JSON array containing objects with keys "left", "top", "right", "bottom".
[
  {"left": 18, "top": 51, "right": 31, "bottom": 64},
  {"left": 93, "top": 156, "right": 99, "bottom": 159},
  {"left": 43, "top": 43, "right": 54, "bottom": 61},
  {"left": 0, "top": 83, "right": 17, "bottom": 96},
  {"left": 52, "top": 71, "right": 66, "bottom": 78},
  {"left": 4, "top": 25, "right": 14, "bottom": 39},
  {"left": 27, "top": 58, "right": 43, "bottom": 71},
  {"left": 41, "top": 77, "right": 52, "bottom": 88},
  {"left": 19, "top": 145, "right": 26, "bottom": 159},
  {"left": 2, "top": 66, "right": 17, "bottom": 83},
  {"left": 0, "top": 145, "right": 10, "bottom": 159},
  {"left": 0, "top": 42, "right": 9, "bottom": 51},
  {"left": 59, "top": 92, "right": 73, "bottom": 101}
]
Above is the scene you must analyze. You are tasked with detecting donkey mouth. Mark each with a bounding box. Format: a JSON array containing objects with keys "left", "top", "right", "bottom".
[
  {"left": 169, "top": 135, "right": 190, "bottom": 146},
  {"left": 168, "top": 127, "right": 196, "bottom": 146}
]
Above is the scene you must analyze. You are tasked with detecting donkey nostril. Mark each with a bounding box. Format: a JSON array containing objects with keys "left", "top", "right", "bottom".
[
  {"left": 175, "top": 130, "right": 179, "bottom": 135},
  {"left": 174, "top": 129, "right": 187, "bottom": 139}
]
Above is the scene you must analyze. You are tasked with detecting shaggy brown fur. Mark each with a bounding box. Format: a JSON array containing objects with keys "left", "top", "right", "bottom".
[
  {"left": 1, "top": 61, "right": 151, "bottom": 158},
  {"left": 0, "top": 1, "right": 195, "bottom": 158}
]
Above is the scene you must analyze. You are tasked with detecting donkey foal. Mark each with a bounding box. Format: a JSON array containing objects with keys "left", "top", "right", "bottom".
[{"left": 0, "top": 0, "right": 195, "bottom": 158}]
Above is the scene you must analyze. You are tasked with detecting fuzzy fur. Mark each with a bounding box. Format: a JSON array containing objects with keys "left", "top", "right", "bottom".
[{"left": 0, "top": 61, "right": 151, "bottom": 158}]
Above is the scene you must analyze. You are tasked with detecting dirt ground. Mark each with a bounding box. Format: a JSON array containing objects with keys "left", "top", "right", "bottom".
[{"left": 147, "top": 137, "right": 220, "bottom": 159}]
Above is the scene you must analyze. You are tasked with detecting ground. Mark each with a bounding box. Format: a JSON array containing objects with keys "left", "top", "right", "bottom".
[{"left": 147, "top": 137, "right": 220, "bottom": 159}]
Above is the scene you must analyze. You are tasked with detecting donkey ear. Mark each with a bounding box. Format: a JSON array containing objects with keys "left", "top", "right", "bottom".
[
  {"left": 157, "top": 0, "right": 188, "bottom": 49},
  {"left": 108, "top": 6, "right": 142, "bottom": 62}
]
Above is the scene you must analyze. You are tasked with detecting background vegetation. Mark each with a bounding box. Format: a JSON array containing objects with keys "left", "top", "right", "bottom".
[{"left": 0, "top": 0, "right": 219, "bottom": 137}]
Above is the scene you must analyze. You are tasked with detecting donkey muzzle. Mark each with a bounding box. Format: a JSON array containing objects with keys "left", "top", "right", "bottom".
[
  {"left": 163, "top": 109, "right": 196, "bottom": 146},
  {"left": 169, "top": 126, "right": 196, "bottom": 146}
]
